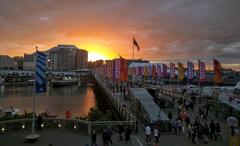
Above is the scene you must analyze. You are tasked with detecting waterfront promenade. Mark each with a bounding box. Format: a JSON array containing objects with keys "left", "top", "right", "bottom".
[
  {"left": 0, "top": 75, "right": 234, "bottom": 146},
  {"left": 0, "top": 126, "right": 228, "bottom": 146}
]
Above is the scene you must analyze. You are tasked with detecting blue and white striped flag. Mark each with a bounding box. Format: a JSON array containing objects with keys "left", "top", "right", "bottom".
[{"left": 35, "top": 50, "right": 47, "bottom": 93}]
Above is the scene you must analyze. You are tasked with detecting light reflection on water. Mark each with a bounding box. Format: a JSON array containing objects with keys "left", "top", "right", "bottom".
[{"left": 0, "top": 85, "right": 96, "bottom": 118}]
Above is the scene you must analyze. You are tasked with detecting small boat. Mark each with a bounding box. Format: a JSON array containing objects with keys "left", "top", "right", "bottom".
[
  {"left": 1, "top": 106, "right": 20, "bottom": 116},
  {"left": 51, "top": 77, "right": 79, "bottom": 87}
]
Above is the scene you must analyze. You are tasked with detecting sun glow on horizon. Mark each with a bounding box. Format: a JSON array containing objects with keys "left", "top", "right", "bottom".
[
  {"left": 88, "top": 52, "right": 109, "bottom": 61},
  {"left": 76, "top": 43, "right": 116, "bottom": 61}
]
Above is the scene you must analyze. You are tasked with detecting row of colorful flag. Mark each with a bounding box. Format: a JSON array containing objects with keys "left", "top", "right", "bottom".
[
  {"left": 95, "top": 59, "right": 222, "bottom": 85},
  {"left": 95, "top": 56, "right": 129, "bottom": 82},
  {"left": 128, "top": 59, "right": 222, "bottom": 83}
]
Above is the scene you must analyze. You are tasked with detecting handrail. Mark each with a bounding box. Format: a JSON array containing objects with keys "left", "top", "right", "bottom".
[
  {"left": 94, "top": 74, "right": 136, "bottom": 122},
  {"left": 0, "top": 118, "right": 135, "bottom": 125}
]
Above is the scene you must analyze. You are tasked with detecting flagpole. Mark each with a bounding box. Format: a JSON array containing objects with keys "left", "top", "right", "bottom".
[
  {"left": 177, "top": 65, "right": 179, "bottom": 91},
  {"left": 187, "top": 62, "right": 189, "bottom": 87},
  {"left": 170, "top": 74, "right": 172, "bottom": 89},
  {"left": 32, "top": 47, "right": 38, "bottom": 136},
  {"left": 26, "top": 46, "right": 40, "bottom": 142},
  {"left": 198, "top": 77, "right": 201, "bottom": 103},
  {"left": 198, "top": 59, "right": 201, "bottom": 103},
  {"left": 132, "top": 39, "right": 135, "bottom": 83}
]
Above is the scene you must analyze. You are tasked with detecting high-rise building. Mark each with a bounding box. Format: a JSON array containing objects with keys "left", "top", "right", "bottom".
[
  {"left": 75, "top": 49, "right": 88, "bottom": 69},
  {"left": 0, "top": 55, "right": 16, "bottom": 70},
  {"left": 48, "top": 45, "right": 88, "bottom": 71}
]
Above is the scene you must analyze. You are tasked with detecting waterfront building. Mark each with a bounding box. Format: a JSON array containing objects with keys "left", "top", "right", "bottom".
[
  {"left": 23, "top": 53, "right": 35, "bottom": 70},
  {"left": 74, "top": 48, "right": 88, "bottom": 69},
  {"left": 13, "top": 56, "right": 23, "bottom": 70},
  {"left": 0, "top": 55, "right": 16, "bottom": 70},
  {"left": 48, "top": 45, "right": 88, "bottom": 71}
]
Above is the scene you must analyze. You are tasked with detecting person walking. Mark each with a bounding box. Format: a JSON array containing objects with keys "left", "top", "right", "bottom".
[
  {"left": 107, "top": 126, "right": 113, "bottom": 144},
  {"left": 102, "top": 129, "right": 109, "bottom": 146},
  {"left": 37, "top": 114, "right": 43, "bottom": 131},
  {"left": 125, "top": 126, "right": 131, "bottom": 144},
  {"left": 145, "top": 125, "right": 151, "bottom": 144},
  {"left": 192, "top": 124, "right": 197, "bottom": 143},
  {"left": 187, "top": 123, "right": 192, "bottom": 140},
  {"left": 91, "top": 129, "right": 97, "bottom": 146},
  {"left": 203, "top": 123, "right": 209, "bottom": 144},
  {"left": 118, "top": 125, "right": 124, "bottom": 142},
  {"left": 153, "top": 127, "right": 160, "bottom": 146},
  {"left": 216, "top": 122, "right": 221, "bottom": 140},
  {"left": 209, "top": 120, "right": 216, "bottom": 141}
]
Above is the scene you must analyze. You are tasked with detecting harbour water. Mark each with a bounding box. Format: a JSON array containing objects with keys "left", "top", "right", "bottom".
[{"left": 0, "top": 85, "right": 96, "bottom": 118}]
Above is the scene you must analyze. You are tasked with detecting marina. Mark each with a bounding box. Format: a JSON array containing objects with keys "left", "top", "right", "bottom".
[{"left": 0, "top": 85, "right": 96, "bottom": 118}]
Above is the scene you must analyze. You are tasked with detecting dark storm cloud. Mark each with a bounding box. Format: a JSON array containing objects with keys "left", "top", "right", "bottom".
[{"left": 0, "top": 0, "right": 240, "bottom": 69}]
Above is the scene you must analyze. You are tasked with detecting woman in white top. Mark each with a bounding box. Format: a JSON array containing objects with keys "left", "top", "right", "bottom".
[
  {"left": 154, "top": 127, "right": 160, "bottom": 145},
  {"left": 145, "top": 125, "right": 151, "bottom": 144}
]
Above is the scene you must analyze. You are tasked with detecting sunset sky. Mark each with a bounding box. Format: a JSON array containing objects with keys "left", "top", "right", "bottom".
[{"left": 0, "top": 0, "right": 240, "bottom": 70}]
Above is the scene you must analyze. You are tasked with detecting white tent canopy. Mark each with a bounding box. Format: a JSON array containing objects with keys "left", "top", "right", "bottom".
[{"left": 234, "top": 81, "right": 240, "bottom": 89}]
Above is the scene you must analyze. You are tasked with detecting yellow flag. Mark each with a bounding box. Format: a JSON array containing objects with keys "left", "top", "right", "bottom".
[{"left": 178, "top": 63, "right": 185, "bottom": 80}]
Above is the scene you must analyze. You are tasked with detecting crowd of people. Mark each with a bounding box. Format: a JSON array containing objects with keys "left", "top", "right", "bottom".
[
  {"left": 145, "top": 125, "right": 161, "bottom": 146},
  {"left": 102, "top": 77, "right": 227, "bottom": 145},
  {"left": 90, "top": 126, "right": 132, "bottom": 146},
  {"left": 168, "top": 91, "right": 223, "bottom": 144}
]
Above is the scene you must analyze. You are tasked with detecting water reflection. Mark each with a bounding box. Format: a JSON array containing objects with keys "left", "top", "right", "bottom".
[{"left": 0, "top": 85, "right": 96, "bottom": 118}]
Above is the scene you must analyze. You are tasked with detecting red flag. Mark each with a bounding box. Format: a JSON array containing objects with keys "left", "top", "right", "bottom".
[
  {"left": 65, "top": 110, "right": 71, "bottom": 119},
  {"left": 133, "top": 38, "right": 140, "bottom": 51},
  {"left": 213, "top": 59, "right": 222, "bottom": 84},
  {"left": 120, "top": 56, "right": 129, "bottom": 81}
]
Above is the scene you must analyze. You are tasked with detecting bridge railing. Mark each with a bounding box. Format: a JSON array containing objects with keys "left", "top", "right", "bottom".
[
  {"left": 94, "top": 74, "right": 137, "bottom": 130},
  {"left": 0, "top": 118, "right": 137, "bottom": 135}
]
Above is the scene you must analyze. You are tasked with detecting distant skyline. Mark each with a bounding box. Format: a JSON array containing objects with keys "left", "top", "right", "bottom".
[{"left": 0, "top": 0, "right": 240, "bottom": 70}]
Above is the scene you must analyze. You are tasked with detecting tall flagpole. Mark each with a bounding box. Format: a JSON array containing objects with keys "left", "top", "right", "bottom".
[
  {"left": 199, "top": 76, "right": 201, "bottom": 102},
  {"left": 170, "top": 64, "right": 172, "bottom": 89},
  {"left": 26, "top": 46, "right": 40, "bottom": 142},
  {"left": 32, "top": 46, "right": 38, "bottom": 136},
  {"left": 177, "top": 64, "right": 179, "bottom": 91},
  {"left": 187, "top": 62, "right": 189, "bottom": 87},
  {"left": 132, "top": 38, "right": 135, "bottom": 83},
  {"left": 170, "top": 74, "right": 172, "bottom": 89},
  {"left": 198, "top": 59, "right": 201, "bottom": 103}
]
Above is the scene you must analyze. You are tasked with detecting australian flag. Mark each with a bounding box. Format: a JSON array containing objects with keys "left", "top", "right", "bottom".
[{"left": 35, "top": 50, "right": 47, "bottom": 93}]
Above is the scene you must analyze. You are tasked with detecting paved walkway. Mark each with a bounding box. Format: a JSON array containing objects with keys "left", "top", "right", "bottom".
[
  {"left": 0, "top": 128, "right": 229, "bottom": 146},
  {"left": 0, "top": 129, "right": 141, "bottom": 146}
]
